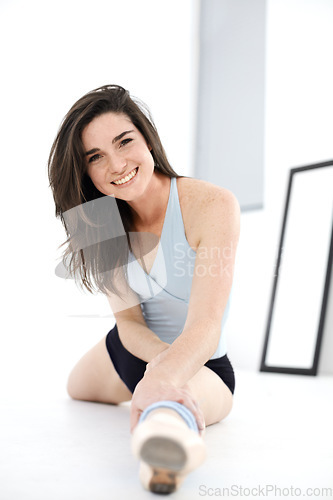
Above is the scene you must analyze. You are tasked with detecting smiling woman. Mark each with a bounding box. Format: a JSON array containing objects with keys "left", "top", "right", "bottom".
[
  {"left": 82, "top": 112, "right": 154, "bottom": 198},
  {"left": 48, "top": 85, "right": 181, "bottom": 297},
  {"left": 48, "top": 84, "right": 240, "bottom": 494}
]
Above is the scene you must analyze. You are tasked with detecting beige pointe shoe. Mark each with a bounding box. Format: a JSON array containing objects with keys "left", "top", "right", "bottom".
[{"left": 131, "top": 410, "right": 206, "bottom": 494}]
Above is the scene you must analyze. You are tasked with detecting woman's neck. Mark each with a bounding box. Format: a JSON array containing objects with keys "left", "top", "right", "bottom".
[{"left": 127, "top": 171, "right": 171, "bottom": 230}]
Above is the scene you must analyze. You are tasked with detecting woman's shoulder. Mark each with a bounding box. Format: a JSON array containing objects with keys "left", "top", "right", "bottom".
[
  {"left": 176, "top": 176, "right": 236, "bottom": 209},
  {"left": 176, "top": 176, "right": 239, "bottom": 250}
]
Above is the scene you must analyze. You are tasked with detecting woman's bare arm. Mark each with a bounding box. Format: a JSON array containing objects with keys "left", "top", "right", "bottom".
[
  {"left": 143, "top": 188, "right": 240, "bottom": 384},
  {"left": 106, "top": 272, "right": 169, "bottom": 363},
  {"left": 130, "top": 187, "right": 240, "bottom": 429}
]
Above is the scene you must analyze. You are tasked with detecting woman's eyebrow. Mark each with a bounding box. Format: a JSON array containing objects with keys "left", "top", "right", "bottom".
[
  {"left": 85, "top": 130, "right": 135, "bottom": 156},
  {"left": 112, "top": 130, "right": 134, "bottom": 144},
  {"left": 85, "top": 147, "right": 100, "bottom": 156}
]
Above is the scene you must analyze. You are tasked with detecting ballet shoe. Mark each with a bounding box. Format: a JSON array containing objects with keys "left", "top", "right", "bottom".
[{"left": 131, "top": 410, "right": 206, "bottom": 494}]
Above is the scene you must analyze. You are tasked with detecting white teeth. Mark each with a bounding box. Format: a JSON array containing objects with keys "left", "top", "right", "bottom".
[{"left": 113, "top": 168, "right": 137, "bottom": 185}]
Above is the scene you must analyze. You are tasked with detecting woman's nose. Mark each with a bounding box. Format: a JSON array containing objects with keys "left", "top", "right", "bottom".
[{"left": 107, "top": 152, "right": 127, "bottom": 175}]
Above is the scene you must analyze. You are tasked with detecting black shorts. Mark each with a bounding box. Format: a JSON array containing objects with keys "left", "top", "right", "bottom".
[{"left": 105, "top": 324, "right": 235, "bottom": 395}]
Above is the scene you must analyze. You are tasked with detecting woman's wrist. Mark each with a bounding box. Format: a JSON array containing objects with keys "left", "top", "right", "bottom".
[
  {"left": 139, "top": 338, "right": 169, "bottom": 363},
  {"left": 143, "top": 348, "right": 191, "bottom": 388},
  {"left": 147, "top": 341, "right": 169, "bottom": 362}
]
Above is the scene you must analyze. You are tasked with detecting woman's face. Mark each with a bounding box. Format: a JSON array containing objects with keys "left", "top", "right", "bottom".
[{"left": 82, "top": 112, "right": 155, "bottom": 200}]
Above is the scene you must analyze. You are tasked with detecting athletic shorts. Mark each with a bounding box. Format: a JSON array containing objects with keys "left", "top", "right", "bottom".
[{"left": 105, "top": 324, "right": 235, "bottom": 395}]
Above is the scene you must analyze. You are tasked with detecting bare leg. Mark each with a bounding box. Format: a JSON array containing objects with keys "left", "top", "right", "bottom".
[
  {"left": 185, "top": 365, "right": 233, "bottom": 426},
  {"left": 68, "top": 336, "right": 233, "bottom": 493},
  {"left": 67, "top": 336, "right": 233, "bottom": 426},
  {"left": 67, "top": 337, "right": 132, "bottom": 404}
]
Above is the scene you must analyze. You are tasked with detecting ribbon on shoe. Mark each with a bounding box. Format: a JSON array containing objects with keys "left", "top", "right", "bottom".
[{"left": 138, "top": 400, "right": 199, "bottom": 433}]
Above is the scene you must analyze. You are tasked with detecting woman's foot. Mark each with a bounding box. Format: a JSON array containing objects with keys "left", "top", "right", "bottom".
[{"left": 131, "top": 407, "right": 206, "bottom": 494}]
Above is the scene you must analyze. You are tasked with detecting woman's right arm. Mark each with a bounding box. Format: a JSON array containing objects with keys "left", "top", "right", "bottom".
[
  {"left": 115, "top": 316, "right": 169, "bottom": 363},
  {"left": 106, "top": 272, "right": 169, "bottom": 363}
]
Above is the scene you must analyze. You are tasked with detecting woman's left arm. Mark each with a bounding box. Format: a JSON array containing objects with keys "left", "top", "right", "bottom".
[{"left": 130, "top": 188, "right": 240, "bottom": 431}]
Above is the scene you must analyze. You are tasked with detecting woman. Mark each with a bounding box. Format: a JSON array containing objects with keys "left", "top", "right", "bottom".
[{"left": 48, "top": 84, "right": 240, "bottom": 494}]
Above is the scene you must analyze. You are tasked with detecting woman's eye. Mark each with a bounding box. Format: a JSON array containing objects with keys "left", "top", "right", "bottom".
[
  {"left": 120, "top": 138, "right": 133, "bottom": 147},
  {"left": 88, "top": 154, "right": 101, "bottom": 163}
]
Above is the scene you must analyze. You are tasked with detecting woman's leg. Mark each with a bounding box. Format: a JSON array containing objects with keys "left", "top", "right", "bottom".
[
  {"left": 185, "top": 366, "right": 233, "bottom": 426},
  {"left": 67, "top": 332, "right": 233, "bottom": 494},
  {"left": 67, "top": 333, "right": 233, "bottom": 425},
  {"left": 67, "top": 336, "right": 132, "bottom": 404}
]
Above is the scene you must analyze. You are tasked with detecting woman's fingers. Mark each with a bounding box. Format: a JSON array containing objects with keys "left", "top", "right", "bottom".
[
  {"left": 177, "top": 389, "right": 205, "bottom": 432},
  {"left": 130, "top": 377, "right": 206, "bottom": 434},
  {"left": 130, "top": 405, "right": 142, "bottom": 433}
]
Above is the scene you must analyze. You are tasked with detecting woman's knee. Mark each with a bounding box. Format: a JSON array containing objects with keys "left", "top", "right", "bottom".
[
  {"left": 66, "top": 361, "right": 96, "bottom": 401},
  {"left": 66, "top": 337, "right": 132, "bottom": 403}
]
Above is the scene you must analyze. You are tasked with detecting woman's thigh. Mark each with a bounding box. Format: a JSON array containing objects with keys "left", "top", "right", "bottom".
[
  {"left": 186, "top": 366, "right": 234, "bottom": 427},
  {"left": 67, "top": 336, "right": 132, "bottom": 404}
]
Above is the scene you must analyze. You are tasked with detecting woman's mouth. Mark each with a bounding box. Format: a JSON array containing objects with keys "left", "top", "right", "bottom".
[{"left": 111, "top": 167, "right": 139, "bottom": 187}]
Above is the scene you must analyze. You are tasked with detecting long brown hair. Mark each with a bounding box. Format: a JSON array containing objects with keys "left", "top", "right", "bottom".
[{"left": 48, "top": 84, "right": 184, "bottom": 296}]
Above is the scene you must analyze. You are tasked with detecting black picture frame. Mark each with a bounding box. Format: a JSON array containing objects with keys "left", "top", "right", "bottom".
[{"left": 260, "top": 160, "right": 333, "bottom": 375}]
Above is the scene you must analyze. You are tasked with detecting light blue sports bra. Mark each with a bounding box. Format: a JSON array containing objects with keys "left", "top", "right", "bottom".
[{"left": 126, "top": 177, "right": 231, "bottom": 359}]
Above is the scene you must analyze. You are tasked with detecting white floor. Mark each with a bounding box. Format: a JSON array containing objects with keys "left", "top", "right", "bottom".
[{"left": 1, "top": 369, "right": 333, "bottom": 500}]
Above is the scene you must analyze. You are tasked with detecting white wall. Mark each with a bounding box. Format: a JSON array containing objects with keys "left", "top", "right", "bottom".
[
  {"left": 227, "top": 0, "right": 333, "bottom": 372},
  {"left": 0, "top": 0, "right": 199, "bottom": 398}
]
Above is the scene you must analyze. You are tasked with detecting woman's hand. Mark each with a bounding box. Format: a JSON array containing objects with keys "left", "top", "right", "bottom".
[{"left": 130, "top": 372, "right": 205, "bottom": 435}]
